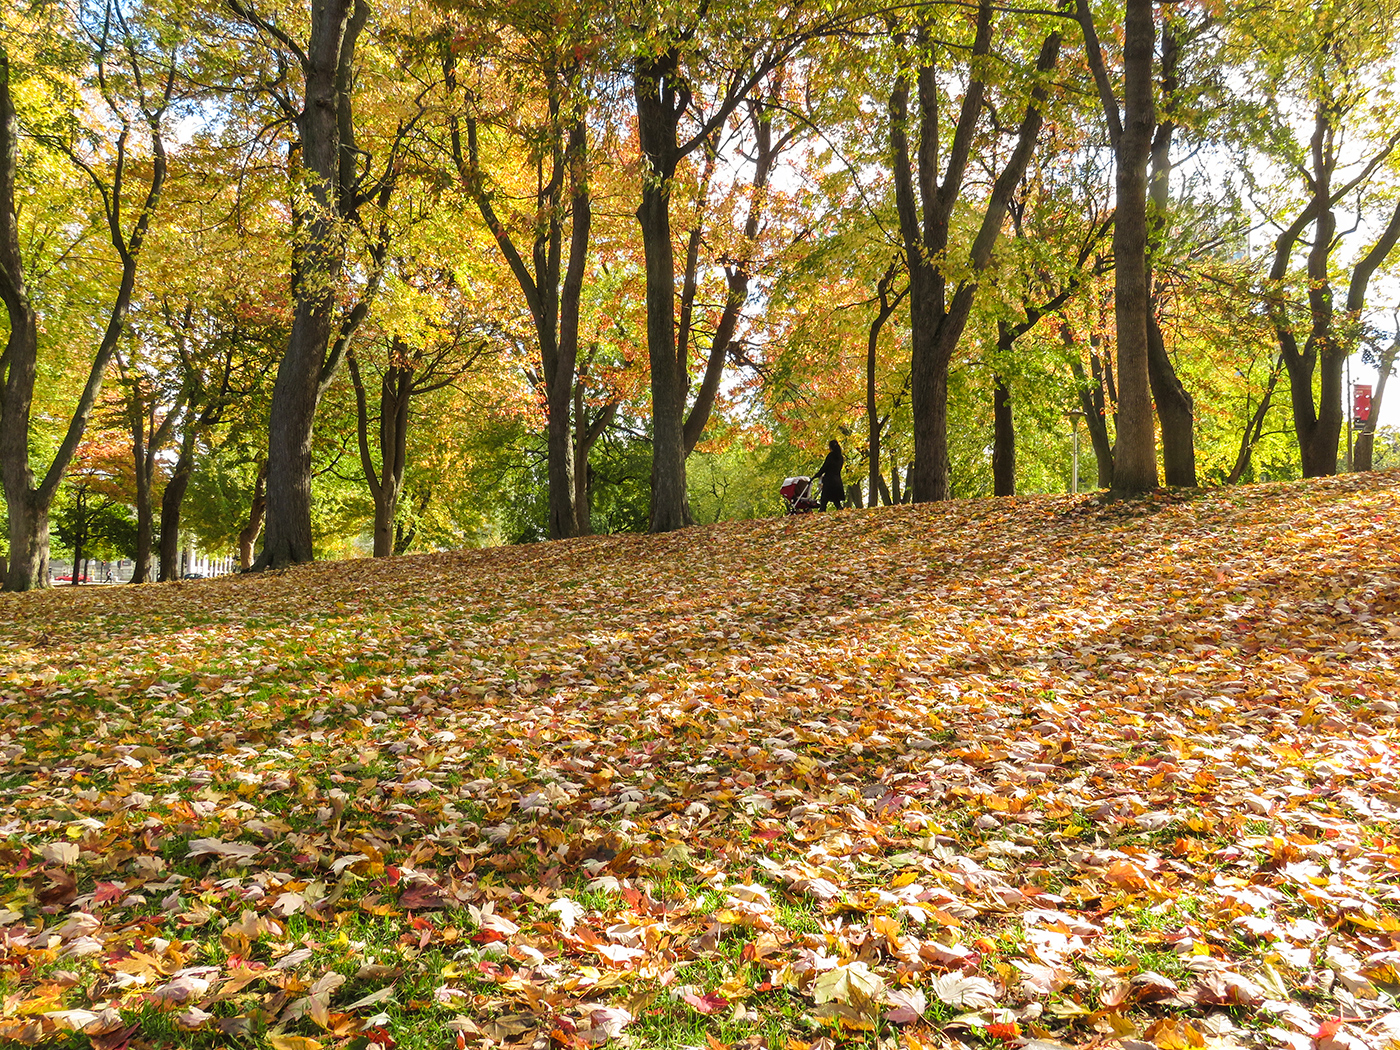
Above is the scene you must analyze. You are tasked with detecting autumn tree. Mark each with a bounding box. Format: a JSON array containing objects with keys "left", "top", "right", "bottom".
[
  {"left": 0, "top": 3, "right": 180, "bottom": 591},
  {"left": 888, "top": 1, "right": 1065, "bottom": 503},
  {"left": 226, "top": 0, "right": 426, "bottom": 568},
  {"left": 1234, "top": 0, "right": 1400, "bottom": 476},
  {"left": 1076, "top": 0, "right": 1159, "bottom": 496},
  {"left": 348, "top": 274, "right": 492, "bottom": 557},
  {"left": 111, "top": 344, "right": 183, "bottom": 582},
  {"left": 627, "top": 1, "right": 866, "bottom": 532},
  {"left": 440, "top": 2, "right": 599, "bottom": 541}
]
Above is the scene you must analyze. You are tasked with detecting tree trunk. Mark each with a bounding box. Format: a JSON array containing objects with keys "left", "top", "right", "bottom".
[
  {"left": 634, "top": 51, "right": 691, "bottom": 533},
  {"left": 867, "top": 263, "right": 901, "bottom": 514},
  {"left": 1, "top": 43, "right": 166, "bottom": 590},
  {"left": 1228, "top": 357, "right": 1283, "bottom": 484},
  {"left": 1147, "top": 320, "right": 1195, "bottom": 485},
  {"left": 572, "top": 385, "right": 615, "bottom": 538},
  {"left": 1109, "top": 0, "right": 1159, "bottom": 496},
  {"left": 158, "top": 428, "right": 195, "bottom": 581},
  {"left": 1065, "top": 326, "right": 1115, "bottom": 488},
  {"left": 70, "top": 486, "right": 88, "bottom": 585},
  {"left": 889, "top": 10, "right": 1060, "bottom": 502},
  {"left": 992, "top": 370, "right": 1015, "bottom": 496},
  {"left": 372, "top": 488, "right": 396, "bottom": 558},
  {"left": 254, "top": 0, "right": 359, "bottom": 569},
  {"left": 238, "top": 461, "right": 268, "bottom": 570},
  {"left": 130, "top": 452, "right": 154, "bottom": 584},
  {"left": 1267, "top": 92, "right": 1400, "bottom": 478},
  {"left": 1, "top": 46, "right": 45, "bottom": 591},
  {"left": 1145, "top": 21, "right": 1196, "bottom": 488},
  {"left": 0, "top": 51, "right": 44, "bottom": 591}
]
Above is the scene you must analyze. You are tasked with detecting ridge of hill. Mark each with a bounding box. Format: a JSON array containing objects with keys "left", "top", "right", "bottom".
[{"left": 2, "top": 473, "right": 1399, "bottom": 1049}]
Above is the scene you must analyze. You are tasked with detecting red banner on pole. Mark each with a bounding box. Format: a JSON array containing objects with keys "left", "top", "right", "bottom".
[{"left": 1355, "top": 384, "right": 1374, "bottom": 424}]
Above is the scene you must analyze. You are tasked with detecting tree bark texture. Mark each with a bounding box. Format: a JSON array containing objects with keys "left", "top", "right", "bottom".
[
  {"left": 238, "top": 461, "right": 268, "bottom": 570},
  {"left": 1, "top": 42, "right": 169, "bottom": 590},
  {"left": 1145, "top": 21, "right": 1196, "bottom": 486},
  {"left": 0, "top": 46, "right": 45, "bottom": 591},
  {"left": 992, "top": 368, "right": 1015, "bottom": 497},
  {"left": 890, "top": 8, "right": 1061, "bottom": 502},
  {"left": 255, "top": 0, "right": 361, "bottom": 569},
  {"left": 451, "top": 57, "right": 590, "bottom": 540},
  {"left": 158, "top": 429, "right": 195, "bottom": 581},
  {"left": 1108, "top": 0, "right": 1159, "bottom": 495}
]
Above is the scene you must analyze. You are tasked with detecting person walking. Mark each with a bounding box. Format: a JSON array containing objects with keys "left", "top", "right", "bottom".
[{"left": 813, "top": 439, "right": 845, "bottom": 511}]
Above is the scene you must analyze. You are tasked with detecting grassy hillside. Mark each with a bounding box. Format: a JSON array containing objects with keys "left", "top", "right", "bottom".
[{"left": 2, "top": 474, "right": 1400, "bottom": 1050}]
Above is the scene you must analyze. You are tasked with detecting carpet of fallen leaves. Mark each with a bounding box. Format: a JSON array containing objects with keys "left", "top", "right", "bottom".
[{"left": 3, "top": 474, "right": 1400, "bottom": 1050}]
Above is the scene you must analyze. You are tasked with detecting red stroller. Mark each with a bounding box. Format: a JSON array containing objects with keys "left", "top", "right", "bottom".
[{"left": 780, "top": 476, "right": 820, "bottom": 515}]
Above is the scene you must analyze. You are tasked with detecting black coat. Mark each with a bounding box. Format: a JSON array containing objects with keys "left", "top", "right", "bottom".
[{"left": 814, "top": 449, "right": 845, "bottom": 502}]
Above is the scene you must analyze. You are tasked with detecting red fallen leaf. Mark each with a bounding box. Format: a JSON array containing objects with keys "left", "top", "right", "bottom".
[
  {"left": 384, "top": 864, "right": 401, "bottom": 886},
  {"left": 681, "top": 991, "right": 729, "bottom": 1015},
  {"left": 1315, "top": 1018, "right": 1343, "bottom": 1039},
  {"left": 750, "top": 828, "right": 783, "bottom": 842},
  {"left": 399, "top": 884, "right": 446, "bottom": 910},
  {"left": 93, "top": 882, "right": 125, "bottom": 905},
  {"left": 985, "top": 1022, "right": 1020, "bottom": 1041},
  {"left": 471, "top": 928, "right": 505, "bottom": 944}
]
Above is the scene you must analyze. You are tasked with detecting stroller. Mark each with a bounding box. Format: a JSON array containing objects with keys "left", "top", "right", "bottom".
[{"left": 780, "top": 476, "right": 821, "bottom": 515}]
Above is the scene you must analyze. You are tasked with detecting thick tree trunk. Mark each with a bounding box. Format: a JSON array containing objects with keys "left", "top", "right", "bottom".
[
  {"left": 158, "top": 429, "right": 195, "bottom": 581},
  {"left": 372, "top": 490, "right": 396, "bottom": 558},
  {"left": 637, "top": 184, "right": 690, "bottom": 532},
  {"left": 2, "top": 44, "right": 165, "bottom": 590},
  {"left": 1145, "top": 21, "right": 1196, "bottom": 488},
  {"left": 4, "top": 494, "right": 47, "bottom": 591},
  {"left": 238, "top": 461, "right": 268, "bottom": 570},
  {"left": 1288, "top": 348, "right": 1345, "bottom": 477},
  {"left": 1147, "top": 321, "right": 1195, "bottom": 485},
  {"left": 130, "top": 462, "right": 154, "bottom": 584},
  {"left": 1, "top": 47, "right": 45, "bottom": 591},
  {"left": 634, "top": 51, "right": 691, "bottom": 534},
  {"left": 254, "top": 0, "right": 358, "bottom": 569},
  {"left": 992, "top": 370, "right": 1015, "bottom": 496},
  {"left": 1109, "top": 0, "right": 1159, "bottom": 495},
  {"left": 890, "top": 11, "right": 1059, "bottom": 502}
]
